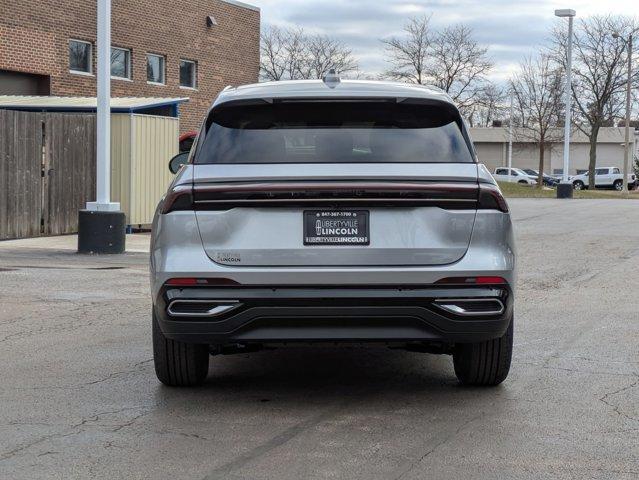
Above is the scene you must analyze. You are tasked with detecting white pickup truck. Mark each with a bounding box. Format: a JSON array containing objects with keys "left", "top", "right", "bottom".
[{"left": 570, "top": 167, "right": 637, "bottom": 191}]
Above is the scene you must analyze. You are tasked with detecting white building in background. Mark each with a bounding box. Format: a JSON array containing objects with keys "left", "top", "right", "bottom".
[{"left": 471, "top": 127, "right": 638, "bottom": 175}]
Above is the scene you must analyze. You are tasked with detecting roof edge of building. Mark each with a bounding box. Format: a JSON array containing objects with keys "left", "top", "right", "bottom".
[{"left": 219, "top": 0, "right": 260, "bottom": 12}]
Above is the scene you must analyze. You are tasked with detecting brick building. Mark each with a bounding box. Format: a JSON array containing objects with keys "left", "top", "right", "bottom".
[{"left": 0, "top": 0, "right": 260, "bottom": 132}]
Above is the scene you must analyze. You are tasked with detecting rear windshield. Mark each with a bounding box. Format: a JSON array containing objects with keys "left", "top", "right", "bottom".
[{"left": 194, "top": 100, "right": 474, "bottom": 164}]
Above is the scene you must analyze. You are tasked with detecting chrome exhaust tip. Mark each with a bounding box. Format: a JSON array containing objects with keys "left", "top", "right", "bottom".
[
  {"left": 433, "top": 298, "right": 505, "bottom": 317},
  {"left": 167, "top": 300, "right": 240, "bottom": 318}
]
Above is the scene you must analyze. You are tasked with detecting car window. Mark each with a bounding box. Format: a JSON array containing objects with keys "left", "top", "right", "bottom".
[
  {"left": 612, "top": 168, "right": 620, "bottom": 174},
  {"left": 495, "top": 168, "right": 506, "bottom": 175},
  {"left": 196, "top": 100, "right": 475, "bottom": 164},
  {"left": 595, "top": 169, "right": 607, "bottom": 175},
  {"left": 511, "top": 170, "right": 519, "bottom": 176}
]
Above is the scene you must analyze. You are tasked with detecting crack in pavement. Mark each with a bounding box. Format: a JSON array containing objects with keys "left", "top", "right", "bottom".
[
  {"left": 196, "top": 374, "right": 404, "bottom": 480},
  {"left": 391, "top": 415, "right": 482, "bottom": 480},
  {"left": 200, "top": 400, "right": 356, "bottom": 480},
  {"left": 598, "top": 375, "right": 639, "bottom": 423},
  {"left": 0, "top": 405, "right": 154, "bottom": 462}
]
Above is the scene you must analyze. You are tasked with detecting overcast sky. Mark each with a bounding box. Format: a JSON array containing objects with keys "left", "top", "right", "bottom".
[{"left": 248, "top": 0, "right": 639, "bottom": 82}]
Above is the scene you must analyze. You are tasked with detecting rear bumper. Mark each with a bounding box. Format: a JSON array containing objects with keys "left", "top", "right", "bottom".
[{"left": 154, "top": 285, "right": 513, "bottom": 345}]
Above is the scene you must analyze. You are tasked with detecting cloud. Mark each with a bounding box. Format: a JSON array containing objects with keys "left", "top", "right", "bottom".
[{"left": 250, "top": 0, "right": 639, "bottom": 81}]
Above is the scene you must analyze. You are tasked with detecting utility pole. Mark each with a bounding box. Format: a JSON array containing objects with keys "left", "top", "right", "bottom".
[
  {"left": 613, "top": 31, "right": 635, "bottom": 196},
  {"left": 78, "top": 0, "right": 126, "bottom": 254},
  {"left": 555, "top": 9, "right": 576, "bottom": 199},
  {"left": 508, "top": 93, "right": 513, "bottom": 182},
  {"left": 612, "top": 29, "right": 638, "bottom": 196},
  {"left": 623, "top": 34, "right": 632, "bottom": 196}
]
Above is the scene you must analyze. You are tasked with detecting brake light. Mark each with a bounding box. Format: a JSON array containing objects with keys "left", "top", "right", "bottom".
[
  {"left": 161, "top": 185, "right": 193, "bottom": 214},
  {"left": 165, "top": 278, "right": 200, "bottom": 286},
  {"left": 478, "top": 183, "right": 509, "bottom": 213},
  {"left": 475, "top": 276, "right": 507, "bottom": 284}
]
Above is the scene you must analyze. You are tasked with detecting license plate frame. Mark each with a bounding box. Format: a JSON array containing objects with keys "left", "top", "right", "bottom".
[{"left": 303, "top": 210, "right": 370, "bottom": 246}]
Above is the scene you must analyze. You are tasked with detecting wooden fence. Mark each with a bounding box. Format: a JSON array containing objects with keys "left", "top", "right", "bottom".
[{"left": 0, "top": 109, "right": 96, "bottom": 240}]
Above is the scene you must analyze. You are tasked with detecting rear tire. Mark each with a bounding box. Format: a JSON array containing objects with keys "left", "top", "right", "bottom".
[
  {"left": 152, "top": 311, "right": 209, "bottom": 387},
  {"left": 453, "top": 317, "right": 513, "bottom": 386}
]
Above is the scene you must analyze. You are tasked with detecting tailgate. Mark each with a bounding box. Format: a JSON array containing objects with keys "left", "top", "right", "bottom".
[{"left": 194, "top": 164, "right": 478, "bottom": 267}]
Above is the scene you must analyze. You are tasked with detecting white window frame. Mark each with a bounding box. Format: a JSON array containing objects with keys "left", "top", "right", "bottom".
[
  {"left": 179, "top": 59, "right": 197, "bottom": 89},
  {"left": 69, "top": 39, "right": 93, "bottom": 75},
  {"left": 111, "top": 46, "right": 132, "bottom": 81},
  {"left": 146, "top": 53, "right": 166, "bottom": 85}
]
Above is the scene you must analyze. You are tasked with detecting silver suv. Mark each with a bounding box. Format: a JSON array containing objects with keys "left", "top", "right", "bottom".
[{"left": 151, "top": 76, "right": 515, "bottom": 387}]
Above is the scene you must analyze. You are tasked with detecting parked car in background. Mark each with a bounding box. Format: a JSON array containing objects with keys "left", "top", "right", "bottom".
[
  {"left": 178, "top": 131, "right": 197, "bottom": 153},
  {"left": 153, "top": 76, "right": 516, "bottom": 387},
  {"left": 522, "top": 169, "right": 559, "bottom": 187},
  {"left": 569, "top": 167, "right": 637, "bottom": 191},
  {"left": 493, "top": 167, "right": 537, "bottom": 185}
]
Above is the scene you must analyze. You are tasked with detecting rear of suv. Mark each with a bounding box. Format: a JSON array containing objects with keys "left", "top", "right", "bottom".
[{"left": 151, "top": 76, "right": 515, "bottom": 387}]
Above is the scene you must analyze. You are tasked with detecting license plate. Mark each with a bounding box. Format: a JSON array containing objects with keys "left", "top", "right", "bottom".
[{"left": 303, "top": 210, "right": 370, "bottom": 245}]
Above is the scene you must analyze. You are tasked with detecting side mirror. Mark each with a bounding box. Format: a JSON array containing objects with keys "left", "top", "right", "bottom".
[{"left": 169, "top": 152, "right": 189, "bottom": 174}]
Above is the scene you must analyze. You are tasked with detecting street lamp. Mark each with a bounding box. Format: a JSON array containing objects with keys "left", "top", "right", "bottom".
[
  {"left": 508, "top": 92, "right": 513, "bottom": 183},
  {"left": 612, "top": 29, "right": 637, "bottom": 197},
  {"left": 77, "top": 0, "right": 125, "bottom": 254},
  {"left": 555, "top": 8, "right": 576, "bottom": 199}
]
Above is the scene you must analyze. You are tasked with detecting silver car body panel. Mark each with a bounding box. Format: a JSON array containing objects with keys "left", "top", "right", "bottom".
[
  {"left": 150, "top": 207, "right": 514, "bottom": 299},
  {"left": 196, "top": 207, "right": 476, "bottom": 267},
  {"left": 189, "top": 163, "right": 480, "bottom": 268}
]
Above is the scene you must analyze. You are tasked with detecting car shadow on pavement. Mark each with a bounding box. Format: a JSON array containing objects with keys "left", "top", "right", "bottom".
[{"left": 152, "top": 346, "right": 506, "bottom": 407}]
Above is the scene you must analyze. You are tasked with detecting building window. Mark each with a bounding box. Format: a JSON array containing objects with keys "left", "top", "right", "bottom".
[
  {"left": 179, "top": 59, "right": 197, "bottom": 89},
  {"left": 69, "top": 39, "right": 92, "bottom": 74},
  {"left": 111, "top": 47, "right": 131, "bottom": 80},
  {"left": 147, "top": 54, "right": 165, "bottom": 84}
]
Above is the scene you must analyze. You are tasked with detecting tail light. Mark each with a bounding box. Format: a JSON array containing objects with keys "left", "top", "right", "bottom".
[
  {"left": 478, "top": 183, "right": 509, "bottom": 213},
  {"left": 162, "top": 181, "right": 508, "bottom": 213},
  {"left": 162, "top": 181, "right": 480, "bottom": 212},
  {"left": 161, "top": 185, "right": 193, "bottom": 214}
]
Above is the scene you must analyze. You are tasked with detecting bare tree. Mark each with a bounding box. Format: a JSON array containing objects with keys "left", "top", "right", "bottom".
[
  {"left": 260, "top": 26, "right": 306, "bottom": 81},
  {"left": 510, "top": 55, "right": 564, "bottom": 187},
  {"left": 381, "top": 15, "right": 432, "bottom": 84},
  {"left": 260, "top": 25, "right": 358, "bottom": 81},
  {"left": 299, "top": 34, "right": 358, "bottom": 79},
  {"left": 260, "top": 26, "right": 286, "bottom": 81},
  {"left": 551, "top": 15, "right": 637, "bottom": 188},
  {"left": 381, "top": 16, "right": 492, "bottom": 115},
  {"left": 428, "top": 24, "right": 493, "bottom": 111},
  {"left": 466, "top": 82, "right": 506, "bottom": 127}
]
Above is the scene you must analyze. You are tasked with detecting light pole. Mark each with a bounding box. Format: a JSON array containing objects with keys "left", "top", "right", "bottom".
[
  {"left": 77, "top": 0, "right": 126, "bottom": 254},
  {"left": 508, "top": 93, "right": 514, "bottom": 182},
  {"left": 555, "top": 8, "right": 576, "bottom": 199},
  {"left": 612, "top": 29, "right": 637, "bottom": 197}
]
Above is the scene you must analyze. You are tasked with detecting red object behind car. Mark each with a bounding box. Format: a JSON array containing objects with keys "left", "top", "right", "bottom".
[{"left": 179, "top": 131, "right": 197, "bottom": 153}]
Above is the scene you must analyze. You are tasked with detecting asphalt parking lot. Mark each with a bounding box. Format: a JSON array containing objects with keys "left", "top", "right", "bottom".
[{"left": 1, "top": 198, "right": 638, "bottom": 479}]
